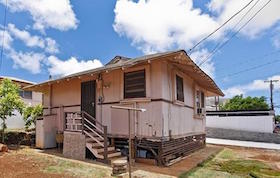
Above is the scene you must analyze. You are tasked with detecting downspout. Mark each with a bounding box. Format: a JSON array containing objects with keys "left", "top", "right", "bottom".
[{"left": 49, "top": 84, "right": 53, "bottom": 115}]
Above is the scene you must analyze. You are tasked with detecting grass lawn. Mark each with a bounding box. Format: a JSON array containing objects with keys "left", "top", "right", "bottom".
[{"left": 179, "top": 148, "right": 280, "bottom": 178}]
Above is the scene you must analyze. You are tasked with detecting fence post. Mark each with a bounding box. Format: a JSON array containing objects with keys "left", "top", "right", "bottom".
[{"left": 103, "top": 126, "right": 108, "bottom": 163}]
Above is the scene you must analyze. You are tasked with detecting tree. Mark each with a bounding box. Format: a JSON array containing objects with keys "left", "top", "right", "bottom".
[
  {"left": 23, "top": 104, "right": 43, "bottom": 130},
  {"left": 0, "top": 79, "right": 25, "bottom": 143},
  {"left": 221, "top": 95, "right": 269, "bottom": 111},
  {"left": 275, "top": 115, "right": 280, "bottom": 123}
]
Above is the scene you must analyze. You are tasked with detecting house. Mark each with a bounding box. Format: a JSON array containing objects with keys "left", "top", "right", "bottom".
[
  {"left": 206, "top": 96, "right": 229, "bottom": 111},
  {"left": 25, "top": 50, "right": 223, "bottom": 165},
  {"left": 0, "top": 76, "right": 42, "bottom": 129}
]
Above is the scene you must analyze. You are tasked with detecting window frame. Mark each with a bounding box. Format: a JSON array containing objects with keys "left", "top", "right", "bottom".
[
  {"left": 195, "top": 90, "right": 205, "bottom": 115},
  {"left": 124, "top": 69, "right": 146, "bottom": 99},
  {"left": 19, "top": 90, "right": 32, "bottom": 99},
  {"left": 176, "top": 74, "right": 184, "bottom": 102}
]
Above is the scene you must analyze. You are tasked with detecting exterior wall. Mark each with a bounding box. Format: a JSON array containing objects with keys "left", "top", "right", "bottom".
[
  {"left": 96, "top": 61, "right": 164, "bottom": 138},
  {"left": 41, "top": 60, "right": 207, "bottom": 138},
  {"left": 1, "top": 91, "right": 42, "bottom": 129},
  {"left": 161, "top": 62, "right": 205, "bottom": 137},
  {"left": 206, "top": 115, "right": 275, "bottom": 133}
]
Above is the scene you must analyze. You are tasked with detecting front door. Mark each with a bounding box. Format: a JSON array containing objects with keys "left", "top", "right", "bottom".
[{"left": 81, "top": 81, "right": 96, "bottom": 119}]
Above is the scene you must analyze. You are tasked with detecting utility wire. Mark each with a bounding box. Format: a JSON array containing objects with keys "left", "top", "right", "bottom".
[
  {"left": 198, "top": 0, "right": 261, "bottom": 67},
  {"left": 0, "top": 0, "right": 8, "bottom": 73},
  {"left": 221, "top": 71, "right": 280, "bottom": 89},
  {"left": 216, "top": 49, "right": 280, "bottom": 74},
  {"left": 187, "top": 0, "right": 255, "bottom": 54},
  {"left": 216, "top": 58, "right": 280, "bottom": 79},
  {"left": 198, "top": 0, "right": 272, "bottom": 67}
]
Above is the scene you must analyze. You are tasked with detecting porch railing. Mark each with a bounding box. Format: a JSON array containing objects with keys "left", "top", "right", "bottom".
[{"left": 65, "top": 111, "right": 108, "bottom": 161}]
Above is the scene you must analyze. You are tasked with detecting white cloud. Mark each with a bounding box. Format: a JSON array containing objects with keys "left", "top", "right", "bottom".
[
  {"left": 0, "top": 29, "right": 13, "bottom": 50},
  {"left": 208, "top": 0, "right": 280, "bottom": 38},
  {"left": 7, "top": 23, "right": 59, "bottom": 53},
  {"left": 113, "top": 0, "right": 280, "bottom": 77},
  {"left": 190, "top": 49, "right": 215, "bottom": 77},
  {"left": 223, "top": 75, "right": 280, "bottom": 98},
  {"left": 8, "top": 23, "right": 45, "bottom": 48},
  {"left": 47, "top": 56, "right": 103, "bottom": 76},
  {"left": 113, "top": 0, "right": 220, "bottom": 54},
  {"left": 45, "top": 37, "right": 59, "bottom": 54},
  {"left": 1, "top": 0, "right": 78, "bottom": 32},
  {"left": 8, "top": 49, "right": 45, "bottom": 74}
]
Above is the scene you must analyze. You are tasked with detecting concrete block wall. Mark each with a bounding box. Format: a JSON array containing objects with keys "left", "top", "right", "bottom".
[{"left": 63, "top": 131, "right": 86, "bottom": 160}]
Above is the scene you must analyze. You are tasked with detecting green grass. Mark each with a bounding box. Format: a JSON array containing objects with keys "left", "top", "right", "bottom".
[
  {"left": 179, "top": 148, "right": 280, "bottom": 178},
  {"left": 219, "top": 160, "right": 280, "bottom": 177},
  {"left": 44, "top": 159, "right": 108, "bottom": 178},
  {"left": 19, "top": 149, "right": 111, "bottom": 178},
  {"left": 216, "top": 148, "right": 236, "bottom": 160}
]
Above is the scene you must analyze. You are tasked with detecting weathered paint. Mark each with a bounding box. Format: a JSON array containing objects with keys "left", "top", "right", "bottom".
[{"left": 41, "top": 60, "right": 209, "bottom": 138}]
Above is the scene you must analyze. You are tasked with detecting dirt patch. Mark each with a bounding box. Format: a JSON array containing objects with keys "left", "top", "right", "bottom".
[
  {"left": 0, "top": 150, "right": 72, "bottom": 178},
  {"left": 133, "top": 145, "right": 223, "bottom": 177},
  {"left": 250, "top": 154, "right": 280, "bottom": 162}
]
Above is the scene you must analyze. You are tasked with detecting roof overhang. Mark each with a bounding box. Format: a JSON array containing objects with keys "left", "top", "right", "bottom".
[{"left": 24, "top": 50, "right": 224, "bottom": 96}]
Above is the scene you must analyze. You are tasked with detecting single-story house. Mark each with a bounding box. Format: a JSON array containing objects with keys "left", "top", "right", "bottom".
[
  {"left": 25, "top": 50, "right": 223, "bottom": 165},
  {"left": 0, "top": 76, "right": 42, "bottom": 129}
]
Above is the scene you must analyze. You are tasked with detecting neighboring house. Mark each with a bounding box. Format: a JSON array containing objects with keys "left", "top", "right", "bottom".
[
  {"left": 0, "top": 76, "right": 42, "bottom": 129},
  {"left": 206, "top": 96, "right": 229, "bottom": 111},
  {"left": 25, "top": 50, "right": 223, "bottom": 165}
]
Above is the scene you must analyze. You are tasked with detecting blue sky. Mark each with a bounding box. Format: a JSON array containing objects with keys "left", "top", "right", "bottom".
[{"left": 1, "top": 0, "right": 280, "bottom": 109}]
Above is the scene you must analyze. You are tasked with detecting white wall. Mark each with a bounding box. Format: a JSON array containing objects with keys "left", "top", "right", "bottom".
[
  {"left": 206, "top": 115, "right": 275, "bottom": 133},
  {"left": 1, "top": 91, "right": 42, "bottom": 129}
]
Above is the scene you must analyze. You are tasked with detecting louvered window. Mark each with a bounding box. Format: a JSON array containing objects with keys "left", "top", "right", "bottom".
[
  {"left": 176, "top": 75, "right": 184, "bottom": 102},
  {"left": 124, "top": 70, "right": 146, "bottom": 98}
]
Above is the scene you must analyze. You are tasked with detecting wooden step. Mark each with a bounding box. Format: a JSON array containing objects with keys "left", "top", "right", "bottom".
[
  {"left": 98, "top": 150, "right": 122, "bottom": 159},
  {"left": 86, "top": 136, "right": 104, "bottom": 142},
  {"left": 92, "top": 145, "right": 115, "bottom": 153}
]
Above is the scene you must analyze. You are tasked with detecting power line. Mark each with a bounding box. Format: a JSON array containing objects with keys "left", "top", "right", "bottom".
[
  {"left": 216, "top": 58, "right": 280, "bottom": 79},
  {"left": 221, "top": 71, "right": 280, "bottom": 89},
  {"left": 198, "top": 0, "right": 272, "bottom": 67},
  {"left": 0, "top": 0, "right": 8, "bottom": 73},
  {"left": 215, "top": 49, "right": 280, "bottom": 73},
  {"left": 187, "top": 0, "right": 255, "bottom": 54},
  {"left": 198, "top": 0, "right": 261, "bottom": 67}
]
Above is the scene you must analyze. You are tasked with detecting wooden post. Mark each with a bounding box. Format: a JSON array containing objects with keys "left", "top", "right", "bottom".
[
  {"left": 128, "top": 110, "right": 132, "bottom": 178},
  {"left": 104, "top": 126, "right": 108, "bottom": 163}
]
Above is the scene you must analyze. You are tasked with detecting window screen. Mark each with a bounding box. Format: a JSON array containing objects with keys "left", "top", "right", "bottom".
[
  {"left": 176, "top": 75, "right": 184, "bottom": 102},
  {"left": 124, "top": 70, "right": 146, "bottom": 98}
]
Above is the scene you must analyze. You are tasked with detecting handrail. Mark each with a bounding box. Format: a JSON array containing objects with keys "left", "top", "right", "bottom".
[
  {"left": 65, "top": 110, "right": 108, "bottom": 163},
  {"left": 84, "top": 130, "right": 104, "bottom": 147},
  {"left": 84, "top": 123, "right": 104, "bottom": 140},
  {"left": 84, "top": 117, "right": 104, "bottom": 134},
  {"left": 83, "top": 111, "right": 104, "bottom": 129}
]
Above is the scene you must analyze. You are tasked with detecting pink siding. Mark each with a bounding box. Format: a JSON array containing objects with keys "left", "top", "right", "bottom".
[{"left": 42, "top": 60, "right": 207, "bottom": 138}]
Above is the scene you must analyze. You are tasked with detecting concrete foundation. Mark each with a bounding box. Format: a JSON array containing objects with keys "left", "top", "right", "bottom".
[{"left": 63, "top": 131, "right": 86, "bottom": 160}]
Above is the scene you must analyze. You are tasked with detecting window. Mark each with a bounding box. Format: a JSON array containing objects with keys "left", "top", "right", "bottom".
[
  {"left": 124, "top": 70, "right": 146, "bottom": 98},
  {"left": 19, "top": 90, "right": 32, "bottom": 99},
  {"left": 196, "top": 90, "right": 205, "bottom": 115},
  {"left": 176, "top": 75, "right": 184, "bottom": 102}
]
